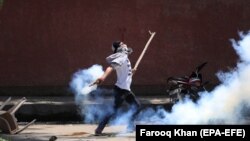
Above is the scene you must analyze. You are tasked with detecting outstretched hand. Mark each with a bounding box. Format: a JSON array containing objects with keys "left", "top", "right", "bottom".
[{"left": 89, "top": 78, "right": 104, "bottom": 86}]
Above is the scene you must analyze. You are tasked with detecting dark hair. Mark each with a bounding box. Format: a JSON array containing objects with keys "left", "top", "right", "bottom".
[{"left": 112, "top": 41, "right": 121, "bottom": 53}]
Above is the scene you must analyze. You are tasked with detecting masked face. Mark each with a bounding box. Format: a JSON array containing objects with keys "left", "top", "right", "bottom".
[
  {"left": 112, "top": 41, "right": 133, "bottom": 54},
  {"left": 120, "top": 42, "right": 127, "bottom": 48}
]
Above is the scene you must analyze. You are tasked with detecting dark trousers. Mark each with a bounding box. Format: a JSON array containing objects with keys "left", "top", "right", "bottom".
[{"left": 95, "top": 85, "right": 141, "bottom": 133}]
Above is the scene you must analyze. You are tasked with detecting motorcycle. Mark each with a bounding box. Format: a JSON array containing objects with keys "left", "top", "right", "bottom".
[{"left": 166, "top": 62, "right": 209, "bottom": 103}]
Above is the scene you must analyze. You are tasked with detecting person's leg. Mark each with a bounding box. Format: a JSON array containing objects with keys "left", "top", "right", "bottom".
[
  {"left": 95, "top": 112, "right": 113, "bottom": 135},
  {"left": 95, "top": 86, "right": 125, "bottom": 134},
  {"left": 125, "top": 91, "right": 141, "bottom": 131}
]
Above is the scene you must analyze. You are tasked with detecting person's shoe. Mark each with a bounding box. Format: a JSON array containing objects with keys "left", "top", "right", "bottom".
[{"left": 95, "top": 128, "right": 103, "bottom": 136}]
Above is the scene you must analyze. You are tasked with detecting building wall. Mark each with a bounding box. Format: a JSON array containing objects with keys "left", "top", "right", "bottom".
[{"left": 0, "top": 0, "right": 249, "bottom": 93}]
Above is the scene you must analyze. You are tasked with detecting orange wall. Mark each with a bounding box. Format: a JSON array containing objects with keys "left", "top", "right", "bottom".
[{"left": 0, "top": 0, "right": 249, "bottom": 87}]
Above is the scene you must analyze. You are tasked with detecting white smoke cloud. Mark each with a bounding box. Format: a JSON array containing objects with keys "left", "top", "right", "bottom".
[
  {"left": 69, "top": 64, "right": 133, "bottom": 125},
  {"left": 137, "top": 31, "right": 250, "bottom": 124},
  {"left": 69, "top": 64, "right": 103, "bottom": 96},
  {"left": 110, "top": 107, "right": 136, "bottom": 126},
  {"left": 69, "top": 64, "right": 113, "bottom": 123}
]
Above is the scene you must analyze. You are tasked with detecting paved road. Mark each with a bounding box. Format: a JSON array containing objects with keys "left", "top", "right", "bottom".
[
  {"left": 0, "top": 96, "right": 171, "bottom": 141},
  {"left": 2, "top": 96, "right": 250, "bottom": 141},
  {"left": 0, "top": 96, "right": 172, "bottom": 122},
  {"left": 1, "top": 123, "right": 135, "bottom": 141}
]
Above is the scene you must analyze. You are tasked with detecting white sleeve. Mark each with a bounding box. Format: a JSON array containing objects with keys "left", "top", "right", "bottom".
[{"left": 106, "top": 53, "right": 127, "bottom": 69}]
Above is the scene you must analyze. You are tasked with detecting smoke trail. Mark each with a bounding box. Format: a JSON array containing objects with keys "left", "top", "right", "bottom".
[
  {"left": 69, "top": 64, "right": 112, "bottom": 123},
  {"left": 69, "top": 64, "right": 132, "bottom": 125},
  {"left": 69, "top": 64, "right": 103, "bottom": 96},
  {"left": 70, "top": 65, "right": 137, "bottom": 129},
  {"left": 137, "top": 31, "right": 250, "bottom": 124}
]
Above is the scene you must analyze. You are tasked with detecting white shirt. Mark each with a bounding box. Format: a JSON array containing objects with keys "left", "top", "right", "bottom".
[
  {"left": 106, "top": 53, "right": 132, "bottom": 91},
  {"left": 115, "top": 58, "right": 132, "bottom": 91}
]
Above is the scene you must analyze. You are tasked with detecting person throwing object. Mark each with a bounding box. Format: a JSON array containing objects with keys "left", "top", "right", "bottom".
[{"left": 92, "top": 41, "right": 141, "bottom": 135}]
